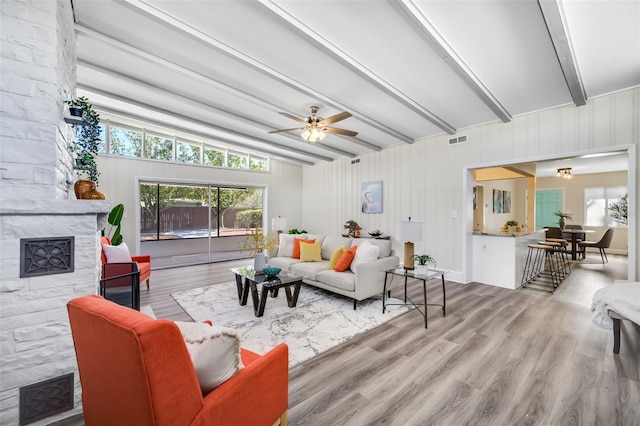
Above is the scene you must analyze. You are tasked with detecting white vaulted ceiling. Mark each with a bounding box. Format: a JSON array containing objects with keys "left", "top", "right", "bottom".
[{"left": 72, "top": 0, "right": 640, "bottom": 165}]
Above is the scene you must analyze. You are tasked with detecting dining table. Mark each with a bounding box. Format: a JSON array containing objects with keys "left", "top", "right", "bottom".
[{"left": 563, "top": 228, "right": 596, "bottom": 260}]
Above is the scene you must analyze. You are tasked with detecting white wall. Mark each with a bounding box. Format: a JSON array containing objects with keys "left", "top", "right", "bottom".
[
  {"left": 476, "top": 179, "right": 522, "bottom": 232},
  {"left": 302, "top": 88, "right": 639, "bottom": 281}
]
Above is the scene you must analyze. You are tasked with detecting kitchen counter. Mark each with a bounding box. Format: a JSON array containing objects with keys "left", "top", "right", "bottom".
[{"left": 472, "top": 230, "right": 546, "bottom": 289}]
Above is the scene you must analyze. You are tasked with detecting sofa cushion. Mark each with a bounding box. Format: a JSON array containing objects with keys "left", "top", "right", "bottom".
[
  {"left": 321, "top": 236, "right": 352, "bottom": 260},
  {"left": 351, "top": 238, "right": 392, "bottom": 258},
  {"left": 277, "top": 234, "right": 295, "bottom": 257},
  {"left": 290, "top": 260, "right": 331, "bottom": 281},
  {"left": 303, "top": 234, "right": 325, "bottom": 245},
  {"left": 102, "top": 242, "right": 132, "bottom": 263},
  {"left": 329, "top": 245, "right": 347, "bottom": 269},
  {"left": 174, "top": 321, "right": 244, "bottom": 394},
  {"left": 268, "top": 257, "right": 301, "bottom": 271},
  {"left": 300, "top": 241, "right": 323, "bottom": 262},
  {"left": 350, "top": 240, "right": 380, "bottom": 273},
  {"left": 317, "top": 269, "right": 356, "bottom": 292},
  {"left": 335, "top": 245, "right": 357, "bottom": 272},
  {"left": 293, "top": 238, "right": 315, "bottom": 259}
]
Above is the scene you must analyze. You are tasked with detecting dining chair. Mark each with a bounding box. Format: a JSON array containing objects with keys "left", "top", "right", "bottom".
[{"left": 578, "top": 228, "right": 615, "bottom": 264}]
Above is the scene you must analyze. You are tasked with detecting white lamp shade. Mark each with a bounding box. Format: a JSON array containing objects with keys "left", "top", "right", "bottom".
[
  {"left": 271, "top": 217, "right": 288, "bottom": 232},
  {"left": 396, "top": 220, "right": 423, "bottom": 242}
]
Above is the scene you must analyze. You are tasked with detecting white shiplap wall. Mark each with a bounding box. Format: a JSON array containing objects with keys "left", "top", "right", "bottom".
[{"left": 302, "top": 87, "right": 639, "bottom": 282}]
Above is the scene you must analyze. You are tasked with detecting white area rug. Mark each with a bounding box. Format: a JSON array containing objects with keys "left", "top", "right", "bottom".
[{"left": 172, "top": 281, "right": 412, "bottom": 367}]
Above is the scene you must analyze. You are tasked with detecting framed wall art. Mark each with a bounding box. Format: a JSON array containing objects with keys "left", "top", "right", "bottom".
[{"left": 361, "top": 181, "right": 382, "bottom": 214}]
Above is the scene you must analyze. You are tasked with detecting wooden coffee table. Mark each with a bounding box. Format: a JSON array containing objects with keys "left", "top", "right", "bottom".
[{"left": 230, "top": 266, "right": 303, "bottom": 317}]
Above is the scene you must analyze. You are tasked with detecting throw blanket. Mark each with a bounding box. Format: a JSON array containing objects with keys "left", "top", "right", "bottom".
[{"left": 591, "top": 282, "right": 640, "bottom": 328}]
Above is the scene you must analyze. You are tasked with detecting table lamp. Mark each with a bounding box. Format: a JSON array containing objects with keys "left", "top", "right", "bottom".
[
  {"left": 396, "top": 217, "right": 423, "bottom": 270},
  {"left": 271, "top": 217, "right": 288, "bottom": 234}
]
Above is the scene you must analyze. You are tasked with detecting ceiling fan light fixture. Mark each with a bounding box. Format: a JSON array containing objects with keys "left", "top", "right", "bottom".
[{"left": 301, "top": 126, "right": 326, "bottom": 143}]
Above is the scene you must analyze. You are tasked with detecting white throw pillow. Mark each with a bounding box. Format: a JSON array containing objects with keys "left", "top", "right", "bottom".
[
  {"left": 174, "top": 321, "right": 244, "bottom": 393},
  {"left": 350, "top": 239, "right": 380, "bottom": 273},
  {"left": 278, "top": 234, "right": 295, "bottom": 257},
  {"left": 102, "top": 242, "right": 132, "bottom": 263}
]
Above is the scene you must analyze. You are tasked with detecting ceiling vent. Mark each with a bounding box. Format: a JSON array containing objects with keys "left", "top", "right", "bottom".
[{"left": 448, "top": 135, "right": 468, "bottom": 145}]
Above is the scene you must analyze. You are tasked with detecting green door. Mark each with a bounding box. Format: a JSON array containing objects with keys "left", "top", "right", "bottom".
[{"left": 535, "top": 190, "right": 562, "bottom": 230}]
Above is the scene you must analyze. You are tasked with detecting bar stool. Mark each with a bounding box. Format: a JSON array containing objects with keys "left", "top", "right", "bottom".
[
  {"left": 521, "top": 244, "right": 561, "bottom": 292},
  {"left": 538, "top": 239, "right": 571, "bottom": 279}
]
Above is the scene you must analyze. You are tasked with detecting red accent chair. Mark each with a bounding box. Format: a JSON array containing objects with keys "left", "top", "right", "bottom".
[
  {"left": 101, "top": 236, "right": 151, "bottom": 289},
  {"left": 67, "top": 295, "right": 289, "bottom": 426}
]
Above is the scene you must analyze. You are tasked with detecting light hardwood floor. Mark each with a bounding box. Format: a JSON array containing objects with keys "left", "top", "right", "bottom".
[{"left": 60, "top": 255, "right": 639, "bottom": 425}]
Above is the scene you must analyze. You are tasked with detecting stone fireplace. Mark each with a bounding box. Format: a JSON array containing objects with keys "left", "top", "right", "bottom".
[{"left": 0, "top": 1, "right": 110, "bottom": 424}]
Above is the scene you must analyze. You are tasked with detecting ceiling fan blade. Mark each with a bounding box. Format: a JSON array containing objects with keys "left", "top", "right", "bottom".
[
  {"left": 279, "top": 112, "right": 307, "bottom": 124},
  {"left": 268, "top": 127, "right": 305, "bottom": 134},
  {"left": 323, "top": 127, "right": 358, "bottom": 137},
  {"left": 318, "top": 112, "right": 351, "bottom": 126}
]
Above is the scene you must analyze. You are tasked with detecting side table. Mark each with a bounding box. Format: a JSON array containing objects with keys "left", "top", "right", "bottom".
[{"left": 382, "top": 267, "right": 448, "bottom": 328}]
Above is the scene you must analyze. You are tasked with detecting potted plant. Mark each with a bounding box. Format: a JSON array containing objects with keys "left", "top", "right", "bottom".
[
  {"left": 65, "top": 96, "right": 103, "bottom": 199},
  {"left": 553, "top": 211, "right": 572, "bottom": 229},
  {"left": 410, "top": 254, "right": 436, "bottom": 275},
  {"left": 505, "top": 220, "right": 519, "bottom": 233},
  {"left": 240, "top": 228, "right": 278, "bottom": 272}
]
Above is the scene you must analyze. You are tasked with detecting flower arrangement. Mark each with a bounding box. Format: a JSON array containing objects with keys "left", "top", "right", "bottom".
[
  {"left": 553, "top": 211, "right": 573, "bottom": 221},
  {"left": 239, "top": 228, "right": 278, "bottom": 257}
]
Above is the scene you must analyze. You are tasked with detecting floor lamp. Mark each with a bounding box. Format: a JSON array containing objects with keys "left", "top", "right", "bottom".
[{"left": 396, "top": 217, "right": 423, "bottom": 270}]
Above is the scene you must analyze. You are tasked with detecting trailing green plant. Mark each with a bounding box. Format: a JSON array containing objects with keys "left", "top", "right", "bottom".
[
  {"left": 103, "top": 203, "right": 124, "bottom": 245},
  {"left": 410, "top": 254, "right": 437, "bottom": 267},
  {"left": 65, "top": 96, "right": 101, "bottom": 184},
  {"left": 288, "top": 228, "right": 307, "bottom": 234},
  {"left": 609, "top": 194, "right": 628, "bottom": 225}
]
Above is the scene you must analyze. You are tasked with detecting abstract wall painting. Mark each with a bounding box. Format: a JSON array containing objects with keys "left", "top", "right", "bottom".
[
  {"left": 503, "top": 191, "right": 512, "bottom": 214},
  {"left": 493, "top": 189, "right": 503, "bottom": 213}
]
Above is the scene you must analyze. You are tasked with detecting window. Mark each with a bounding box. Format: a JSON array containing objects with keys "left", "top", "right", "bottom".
[
  {"left": 109, "top": 125, "right": 142, "bottom": 157},
  {"left": 585, "top": 186, "right": 627, "bottom": 227},
  {"left": 145, "top": 132, "right": 173, "bottom": 161},
  {"left": 250, "top": 155, "right": 267, "bottom": 171},
  {"left": 204, "top": 146, "right": 225, "bottom": 167},
  {"left": 140, "top": 182, "right": 264, "bottom": 241},
  {"left": 177, "top": 139, "right": 201, "bottom": 164},
  {"left": 228, "top": 151, "right": 248, "bottom": 169},
  {"left": 99, "top": 118, "right": 269, "bottom": 171}
]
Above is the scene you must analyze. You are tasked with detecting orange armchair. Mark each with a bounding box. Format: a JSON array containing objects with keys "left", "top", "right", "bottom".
[
  {"left": 67, "top": 295, "right": 289, "bottom": 426},
  {"left": 101, "top": 236, "right": 151, "bottom": 289}
]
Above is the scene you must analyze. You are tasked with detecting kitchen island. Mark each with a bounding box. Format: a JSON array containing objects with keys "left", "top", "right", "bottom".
[{"left": 472, "top": 229, "right": 546, "bottom": 289}]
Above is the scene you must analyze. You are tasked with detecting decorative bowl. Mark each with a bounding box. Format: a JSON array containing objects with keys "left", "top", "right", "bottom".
[
  {"left": 263, "top": 266, "right": 281, "bottom": 277},
  {"left": 368, "top": 232, "right": 383, "bottom": 237}
]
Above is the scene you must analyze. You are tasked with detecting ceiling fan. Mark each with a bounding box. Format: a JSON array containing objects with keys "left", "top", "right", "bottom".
[{"left": 268, "top": 106, "right": 358, "bottom": 143}]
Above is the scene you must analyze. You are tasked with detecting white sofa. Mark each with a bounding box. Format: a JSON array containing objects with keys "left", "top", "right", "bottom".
[{"left": 268, "top": 234, "right": 399, "bottom": 308}]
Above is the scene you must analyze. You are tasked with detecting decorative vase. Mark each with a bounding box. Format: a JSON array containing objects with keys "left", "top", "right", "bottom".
[
  {"left": 74, "top": 180, "right": 105, "bottom": 200},
  {"left": 254, "top": 252, "right": 267, "bottom": 272},
  {"left": 559, "top": 218, "right": 566, "bottom": 229}
]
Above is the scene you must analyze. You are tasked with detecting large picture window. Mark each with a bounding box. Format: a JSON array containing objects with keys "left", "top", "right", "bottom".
[
  {"left": 140, "top": 182, "right": 264, "bottom": 241},
  {"left": 585, "top": 186, "right": 627, "bottom": 227}
]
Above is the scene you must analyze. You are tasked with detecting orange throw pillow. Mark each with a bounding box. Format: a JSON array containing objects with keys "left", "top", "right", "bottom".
[
  {"left": 292, "top": 238, "right": 315, "bottom": 259},
  {"left": 334, "top": 246, "right": 357, "bottom": 272}
]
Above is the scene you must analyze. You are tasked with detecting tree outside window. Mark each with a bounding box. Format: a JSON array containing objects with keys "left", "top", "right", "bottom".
[
  {"left": 145, "top": 133, "right": 173, "bottom": 161},
  {"left": 109, "top": 126, "right": 142, "bottom": 157},
  {"left": 204, "top": 147, "right": 225, "bottom": 167},
  {"left": 177, "top": 139, "right": 201, "bottom": 164}
]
